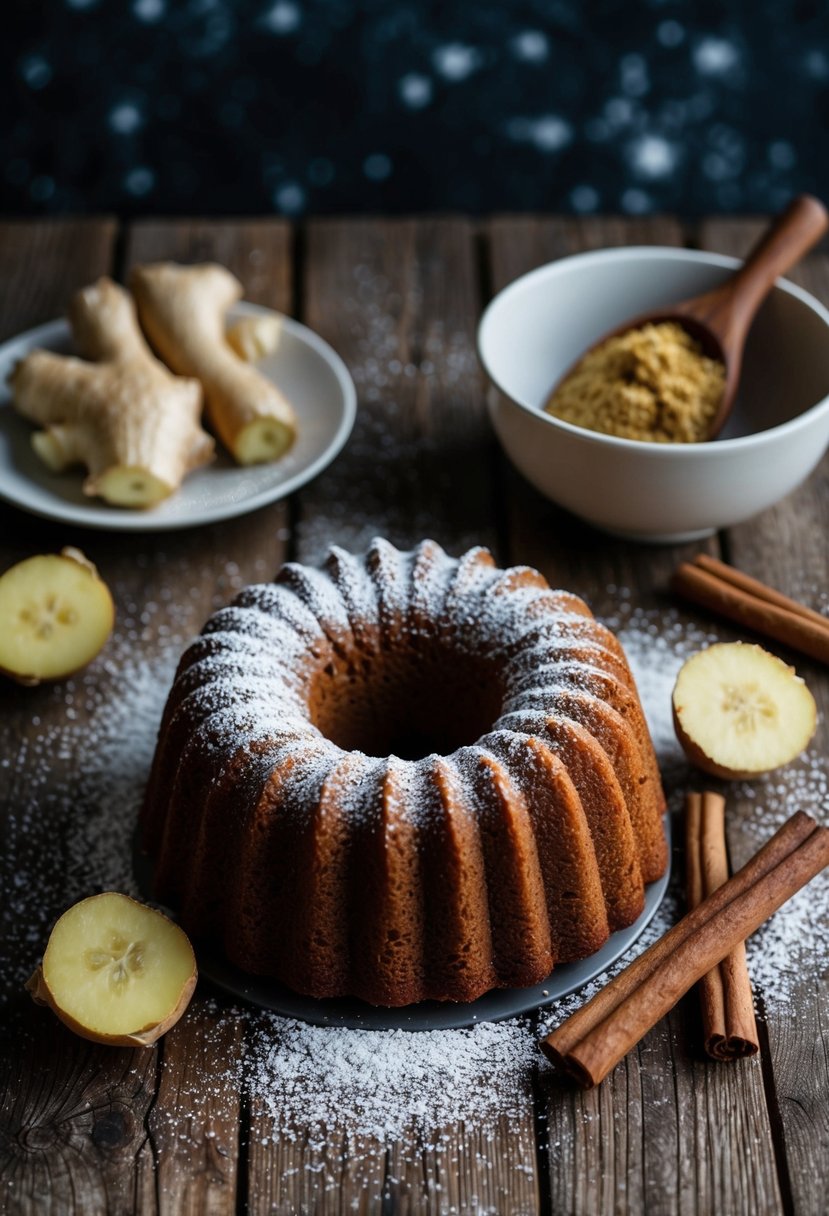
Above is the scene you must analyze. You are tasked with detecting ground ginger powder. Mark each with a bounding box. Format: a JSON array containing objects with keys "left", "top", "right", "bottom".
[{"left": 545, "top": 321, "right": 725, "bottom": 443}]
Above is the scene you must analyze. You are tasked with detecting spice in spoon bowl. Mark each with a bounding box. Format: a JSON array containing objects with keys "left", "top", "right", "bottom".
[{"left": 545, "top": 320, "right": 725, "bottom": 443}]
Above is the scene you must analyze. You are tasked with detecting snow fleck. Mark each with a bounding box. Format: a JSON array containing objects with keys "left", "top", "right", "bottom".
[
  {"left": 109, "top": 102, "right": 144, "bottom": 136},
  {"left": 398, "top": 72, "right": 432, "bottom": 109},
  {"left": 804, "top": 49, "right": 829, "bottom": 79},
  {"left": 629, "top": 134, "right": 677, "bottom": 179},
  {"left": 620, "top": 53, "right": 649, "bottom": 97},
  {"left": 768, "top": 140, "right": 796, "bottom": 170},
  {"left": 133, "top": 0, "right": 165, "bottom": 21},
  {"left": 20, "top": 55, "right": 52, "bottom": 90},
  {"left": 273, "top": 181, "right": 305, "bottom": 214},
  {"left": 259, "top": 0, "right": 301, "bottom": 34},
  {"left": 570, "top": 184, "right": 600, "bottom": 213},
  {"left": 124, "top": 166, "right": 155, "bottom": 196},
  {"left": 363, "top": 153, "right": 392, "bottom": 182},
  {"left": 431, "top": 43, "right": 482, "bottom": 83},
  {"left": 506, "top": 114, "right": 572, "bottom": 153},
  {"left": 657, "top": 20, "right": 685, "bottom": 48},
  {"left": 621, "top": 186, "right": 652, "bottom": 214},
  {"left": 510, "top": 31, "right": 549, "bottom": 63},
  {"left": 693, "top": 37, "right": 740, "bottom": 76}
]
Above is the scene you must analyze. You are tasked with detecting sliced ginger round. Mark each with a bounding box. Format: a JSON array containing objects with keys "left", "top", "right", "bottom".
[
  {"left": 234, "top": 417, "right": 295, "bottom": 464},
  {"left": 27, "top": 893, "right": 196, "bottom": 1046},
  {"left": 94, "top": 466, "right": 172, "bottom": 509},
  {"left": 0, "top": 548, "right": 114, "bottom": 685},
  {"left": 673, "top": 641, "right": 817, "bottom": 779}
]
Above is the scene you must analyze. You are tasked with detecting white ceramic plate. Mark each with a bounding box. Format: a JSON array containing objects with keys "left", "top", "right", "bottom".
[
  {"left": 0, "top": 303, "right": 357, "bottom": 531},
  {"left": 135, "top": 817, "right": 672, "bottom": 1031}
]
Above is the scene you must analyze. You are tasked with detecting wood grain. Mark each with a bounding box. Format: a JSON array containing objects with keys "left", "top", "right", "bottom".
[
  {"left": 487, "top": 216, "right": 783, "bottom": 1215},
  {"left": 700, "top": 218, "right": 829, "bottom": 1216},
  {"left": 2, "top": 214, "right": 827, "bottom": 1215},
  {"left": 134, "top": 1001, "right": 244, "bottom": 1216},
  {"left": 0, "top": 218, "right": 165, "bottom": 1216},
  {"left": 244, "top": 217, "right": 539, "bottom": 1216},
  {"left": 122, "top": 219, "right": 297, "bottom": 1216},
  {"left": 0, "top": 219, "right": 117, "bottom": 343},
  {"left": 292, "top": 217, "right": 501, "bottom": 561}
]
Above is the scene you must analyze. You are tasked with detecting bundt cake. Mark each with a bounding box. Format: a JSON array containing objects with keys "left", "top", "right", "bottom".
[{"left": 142, "top": 539, "right": 667, "bottom": 1007}]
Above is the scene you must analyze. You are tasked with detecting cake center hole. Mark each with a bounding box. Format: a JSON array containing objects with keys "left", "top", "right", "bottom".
[{"left": 309, "top": 641, "right": 507, "bottom": 761}]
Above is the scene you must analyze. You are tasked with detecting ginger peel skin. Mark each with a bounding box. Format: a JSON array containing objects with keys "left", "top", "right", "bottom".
[
  {"left": 11, "top": 278, "right": 214, "bottom": 507},
  {"left": 131, "top": 262, "right": 297, "bottom": 466}
]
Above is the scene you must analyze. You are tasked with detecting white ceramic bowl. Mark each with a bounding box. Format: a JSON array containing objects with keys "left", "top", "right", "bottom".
[{"left": 478, "top": 248, "right": 829, "bottom": 542}]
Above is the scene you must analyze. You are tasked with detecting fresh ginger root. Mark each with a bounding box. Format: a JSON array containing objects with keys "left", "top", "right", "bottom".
[
  {"left": 226, "top": 311, "right": 283, "bottom": 362},
  {"left": 131, "top": 263, "right": 297, "bottom": 465},
  {"left": 10, "top": 278, "right": 214, "bottom": 507}
]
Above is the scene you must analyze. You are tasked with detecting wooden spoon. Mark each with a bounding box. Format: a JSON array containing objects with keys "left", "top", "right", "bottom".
[{"left": 555, "top": 194, "right": 829, "bottom": 440}]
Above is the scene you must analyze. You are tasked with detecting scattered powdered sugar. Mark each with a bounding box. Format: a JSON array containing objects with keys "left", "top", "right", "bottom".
[
  {"left": 737, "top": 757, "right": 829, "bottom": 1007},
  {"left": 605, "top": 600, "right": 829, "bottom": 1014},
  {"left": 296, "top": 262, "right": 485, "bottom": 562},
  {"left": 1, "top": 647, "right": 178, "bottom": 997},
  {"left": 245, "top": 1014, "right": 537, "bottom": 1148},
  {"left": 610, "top": 601, "right": 721, "bottom": 776},
  {"left": 4, "top": 555, "right": 828, "bottom": 1179}
]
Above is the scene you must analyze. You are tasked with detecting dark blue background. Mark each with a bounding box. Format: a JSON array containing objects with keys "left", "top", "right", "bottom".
[{"left": 4, "top": 0, "right": 829, "bottom": 216}]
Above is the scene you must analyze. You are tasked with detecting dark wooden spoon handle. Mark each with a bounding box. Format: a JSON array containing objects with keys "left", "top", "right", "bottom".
[{"left": 717, "top": 194, "right": 829, "bottom": 339}]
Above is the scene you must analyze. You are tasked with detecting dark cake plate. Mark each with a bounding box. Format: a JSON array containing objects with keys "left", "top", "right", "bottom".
[{"left": 134, "top": 814, "right": 671, "bottom": 1031}]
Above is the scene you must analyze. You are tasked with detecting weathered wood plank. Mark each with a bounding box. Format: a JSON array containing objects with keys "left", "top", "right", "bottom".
[
  {"left": 488, "top": 214, "right": 686, "bottom": 284},
  {"left": 0, "top": 219, "right": 167, "bottom": 1216},
  {"left": 0, "top": 1018, "right": 159, "bottom": 1216},
  {"left": 487, "top": 216, "right": 783, "bottom": 1215},
  {"left": 122, "top": 219, "right": 297, "bottom": 1216},
  {"left": 0, "top": 219, "right": 296, "bottom": 1216},
  {"left": 700, "top": 218, "right": 829, "bottom": 1216},
  {"left": 292, "top": 217, "right": 500, "bottom": 560},
  {"left": 133, "top": 1004, "right": 245, "bottom": 1216},
  {"left": 124, "top": 218, "right": 293, "bottom": 319},
  {"left": 244, "top": 217, "right": 539, "bottom": 1216},
  {"left": 0, "top": 218, "right": 117, "bottom": 344}
]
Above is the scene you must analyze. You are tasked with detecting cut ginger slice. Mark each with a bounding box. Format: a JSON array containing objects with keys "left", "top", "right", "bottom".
[
  {"left": 226, "top": 312, "right": 283, "bottom": 363},
  {"left": 27, "top": 893, "right": 196, "bottom": 1046},
  {"left": 672, "top": 641, "right": 817, "bottom": 779},
  {"left": 131, "top": 263, "right": 297, "bottom": 467},
  {"left": 0, "top": 548, "right": 114, "bottom": 685}
]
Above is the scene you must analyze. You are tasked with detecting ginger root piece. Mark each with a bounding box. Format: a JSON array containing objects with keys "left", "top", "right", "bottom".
[
  {"left": 226, "top": 311, "right": 284, "bottom": 362},
  {"left": 672, "top": 642, "right": 817, "bottom": 779},
  {"left": 10, "top": 278, "right": 214, "bottom": 507},
  {"left": 0, "top": 547, "right": 114, "bottom": 685},
  {"left": 27, "top": 892, "right": 196, "bottom": 1047},
  {"left": 131, "top": 263, "right": 297, "bottom": 465}
]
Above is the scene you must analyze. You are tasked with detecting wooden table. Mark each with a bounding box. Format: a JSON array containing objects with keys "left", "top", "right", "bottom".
[{"left": 0, "top": 216, "right": 827, "bottom": 1216}]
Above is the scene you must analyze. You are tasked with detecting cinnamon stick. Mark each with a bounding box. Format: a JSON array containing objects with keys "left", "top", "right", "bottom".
[
  {"left": 541, "top": 811, "right": 829, "bottom": 1087},
  {"left": 541, "top": 810, "right": 813, "bottom": 1064},
  {"left": 686, "top": 792, "right": 758, "bottom": 1060},
  {"left": 693, "top": 555, "right": 829, "bottom": 632},
  {"left": 672, "top": 561, "right": 829, "bottom": 666}
]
